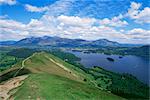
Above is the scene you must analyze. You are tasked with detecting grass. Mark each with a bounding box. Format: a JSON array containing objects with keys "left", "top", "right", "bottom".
[
  {"left": 0, "top": 47, "right": 27, "bottom": 72},
  {"left": 89, "top": 66, "right": 149, "bottom": 99},
  {"left": 23, "top": 52, "right": 82, "bottom": 81},
  {"left": 13, "top": 73, "right": 124, "bottom": 100},
  {"left": 3, "top": 52, "right": 125, "bottom": 100},
  {"left": 1, "top": 51, "right": 149, "bottom": 99},
  {"left": 0, "top": 52, "right": 20, "bottom": 72}
]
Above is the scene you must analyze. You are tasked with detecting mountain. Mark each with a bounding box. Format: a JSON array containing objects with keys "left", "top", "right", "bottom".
[
  {"left": 91, "top": 39, "right": 120, "bottom": 47},
  {"left": 0, "top": 41, "right": 16, "bottom": 46},
  {"left": 3, "top": 36, "right": 121, "bottom": 47},
  {"left": 0, "top": 36, "right": 143, "bottom": 47},
  {"left": 15, "top": 36, "right": 89, "bottom": 47}
]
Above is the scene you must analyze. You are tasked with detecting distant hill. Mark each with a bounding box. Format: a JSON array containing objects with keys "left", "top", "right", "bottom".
[
  {"left": 0, "top": 41, "right": 16, "bottom": 46},
  {"left": 14, "top": 36, "right": 89, "bottom": 47},
  {"left": 122, "top": 45, "right": 150, "bottom": 57},
  {"left": 0, "top": 36, "right": 143, "bottom": 47},
  {"left": 90, "top": 39, "right": 120, "bottom": 47}
]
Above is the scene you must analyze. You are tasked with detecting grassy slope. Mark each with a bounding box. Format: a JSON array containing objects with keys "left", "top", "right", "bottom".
[
  {"left": 14, "top": 74, "right": 124, "bottom": 100},
  {"left": 23, "top": 52, "right": 82, "bottom": 81},
  {"left": 89, "top": 67, "right": 149, "bottom": 99},
  {"left": 12, "top": 52, "right": 124, "bottom": 100}
]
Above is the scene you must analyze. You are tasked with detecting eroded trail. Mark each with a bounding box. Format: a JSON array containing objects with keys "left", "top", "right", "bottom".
[
  {"left": 0, "top": 52, "right": 79, "bottom": 100},
  {"left": 13, "top": 53, "right": 37, "bottom": 77},
  {"left": 45, "top": 55, "right": 78, "bottom": 78},
  {"left": 0, "top": 75, "right": 28, "bottom": 100}
]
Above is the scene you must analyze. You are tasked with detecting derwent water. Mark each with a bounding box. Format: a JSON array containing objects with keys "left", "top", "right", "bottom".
[{"left": 71, "top": 51, "right": 149, "bottom": 85}]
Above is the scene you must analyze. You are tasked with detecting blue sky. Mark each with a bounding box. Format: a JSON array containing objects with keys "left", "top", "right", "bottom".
[
  {"left": 0, "top": 0, "right": 150, "bottom": 44},
  {"left": 0, "top": 0, "right": 57, "bottom": 23}
]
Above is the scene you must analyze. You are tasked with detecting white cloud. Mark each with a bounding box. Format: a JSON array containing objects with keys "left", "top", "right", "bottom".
[
  {"left": 24, "top": 1, "right": 150, "bottom": 25},
  {"left": 42, "top": 0, "right": 128, "bottom": 27},
  {"left": 0, "top": 19, "right": 28, "bottom": 40},
  {"left": 25, "top": 4, "right": 48, "bottom": 12},
  {"left": 125, "top": 28, "right": 150, "bottom": 44},
  {"left": 99, "top": 14, "right": 128, "bottom": 27},
  {"left": 0, "top": 0, "right": 16, "bottom": 5},
  {"left": 45, "top": 0, "right": 75, "bottom": 16},
  {"left": 99, "top": 2, "right": 150, "bottom": 25},
  {"left": 24, "top": 0, "right": 74, "bottom": 13},
  {"left": 27, "top": 19, "right": 43, "bottom": 27},
  {"left": 0, "top": 19, "right": 25, "bottom": 30},
  {"left": 1, "top": 15, "right": 149, "bottom": 44},
  {"left": 126, "top": 2, "right": 150, "bottom": 24},
  {"left": 127, "top": 2, "right": 141, "bottom": 18},
  {"left": 134, "top": 7, "right": 150, "bottom": 24},
  {"left": 57, "top": 15, "right": 96, "bottom": 27}
]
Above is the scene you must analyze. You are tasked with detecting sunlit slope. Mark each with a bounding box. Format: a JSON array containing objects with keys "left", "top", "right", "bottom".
[
  {"left": 12, "top": 52, "right": 125, "bottom": 100},
  {"left": 22, "top": 52, "right": 81, "bottom": 81},
  {"left": 13, "top": 73, "right": 125, "bottom": 100}
]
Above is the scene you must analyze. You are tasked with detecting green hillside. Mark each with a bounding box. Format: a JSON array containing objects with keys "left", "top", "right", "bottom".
[
  {"left": 14, "top": 74, "right": 124, "bottom": 100},
  {"left": 0, "top": 52, "right": 125, "bottom": 100}
]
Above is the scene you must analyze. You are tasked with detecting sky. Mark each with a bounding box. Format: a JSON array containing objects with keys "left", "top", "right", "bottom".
[{"left": 0, "top": 0, "right": 150, "bottom": 44}]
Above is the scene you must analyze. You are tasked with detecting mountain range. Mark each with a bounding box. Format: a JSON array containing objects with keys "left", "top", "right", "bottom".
[{"left": 0, "top": 36, "right": 143, "bottom": 47}]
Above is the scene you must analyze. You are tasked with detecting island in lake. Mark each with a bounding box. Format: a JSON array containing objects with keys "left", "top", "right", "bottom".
[{"left": 107, "top": 57, "right": 115, "bottom": 62}]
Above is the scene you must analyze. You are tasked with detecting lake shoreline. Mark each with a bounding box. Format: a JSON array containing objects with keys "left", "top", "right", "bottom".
[{"left": 69, "top": 51, "right": 149, "bottom": 85}]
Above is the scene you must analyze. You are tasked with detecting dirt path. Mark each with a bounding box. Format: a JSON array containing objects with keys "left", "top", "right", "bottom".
[
  {"left": 0, "top": 52, "right": 78, "bottom": 99},
  {"left": 0, "top": 75, "right": 28, "bottom": 100},
  {"left": 45, "top": 55, "right": 78, "bottom": 78},
  {"left": 22, "top": 53, "right": 37, "bottom": 67},
  {"left": 13, "top": 53, "right": 37, "bottom": 77},
  {"left": 0, "top": 53, "right": 35, "bottom": 100},
  {"left": 0, "top": 53, "right": 34, "bottom": 100}
]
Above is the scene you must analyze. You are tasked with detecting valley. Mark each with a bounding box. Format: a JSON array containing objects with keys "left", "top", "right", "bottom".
[
  {"left": 70, "top": 51, "right": 149, "bottom": 84},
  {"left": 0, "top": 47, "right": 149, "bottom": 99}
]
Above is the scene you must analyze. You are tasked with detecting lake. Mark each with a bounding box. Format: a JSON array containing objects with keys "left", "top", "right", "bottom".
[{"left": 71, "top": 51, "right": 149, "bottom": 85}]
